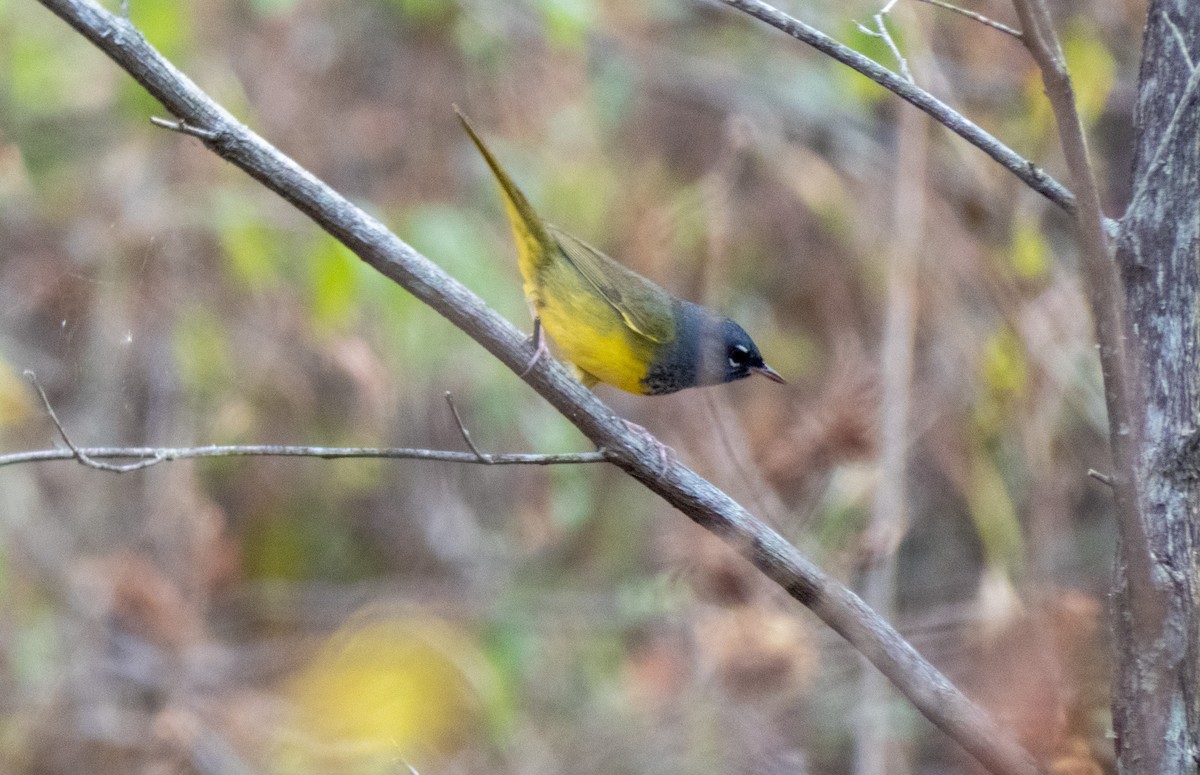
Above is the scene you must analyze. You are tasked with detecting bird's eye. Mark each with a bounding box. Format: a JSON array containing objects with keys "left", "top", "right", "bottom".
[{"left": 728, "top": 344, "right": 751, "bottom": 368}]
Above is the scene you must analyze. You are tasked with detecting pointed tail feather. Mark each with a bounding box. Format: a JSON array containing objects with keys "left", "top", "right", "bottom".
[{"left": 455, "top": 107, "right": 551, "bottom": 280}]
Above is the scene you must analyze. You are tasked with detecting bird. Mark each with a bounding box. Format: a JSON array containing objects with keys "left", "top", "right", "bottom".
[{"left": 456, "top": 108, "right": 784, "bottom": 396}]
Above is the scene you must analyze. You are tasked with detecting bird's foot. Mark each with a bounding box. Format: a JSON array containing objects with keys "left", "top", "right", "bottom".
[
  {"left": 621, "top": 418, "right": 673, "bottom": 476},
  {"left": 520, "top": 317, "right": 550, "bottom": 377}
]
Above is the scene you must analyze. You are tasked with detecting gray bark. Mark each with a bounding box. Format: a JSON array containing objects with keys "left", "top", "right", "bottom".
[{"left": 1113, "top": 1, "right": 1200, "bottom": 771}]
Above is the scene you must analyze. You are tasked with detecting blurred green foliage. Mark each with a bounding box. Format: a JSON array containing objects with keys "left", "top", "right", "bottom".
[
  {"left": 306, "top": 236, "right": 363, "bottom": 332},
  {"left": 173, "top": 304, "right": 235, "bottom": 399},
  {"left": 245, "top": 503, "right": 383, "bottom": 582}
]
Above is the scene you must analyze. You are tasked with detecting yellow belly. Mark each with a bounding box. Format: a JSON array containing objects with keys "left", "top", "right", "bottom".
[{"left": 529, "top": 275, "right": 657, "bottom": 395}]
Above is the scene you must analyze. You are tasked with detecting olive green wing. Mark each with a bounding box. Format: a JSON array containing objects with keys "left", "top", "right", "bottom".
[{"left": 548, "top": 225, "right": 677, "bottom": 345}]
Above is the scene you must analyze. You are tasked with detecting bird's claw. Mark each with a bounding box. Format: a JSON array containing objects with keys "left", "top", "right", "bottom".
[{"left": 520, "top": 317, "right": 550, "bottom": 377}]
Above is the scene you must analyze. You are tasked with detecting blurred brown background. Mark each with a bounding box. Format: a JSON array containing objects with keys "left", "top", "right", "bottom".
[{"left": 0, "top": 0, "right": 1143, "bottom": 772}]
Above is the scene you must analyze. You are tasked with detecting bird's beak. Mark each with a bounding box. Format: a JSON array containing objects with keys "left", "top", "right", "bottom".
[{"left": 750, "top": 364, "right": 786, "bottom": 384}]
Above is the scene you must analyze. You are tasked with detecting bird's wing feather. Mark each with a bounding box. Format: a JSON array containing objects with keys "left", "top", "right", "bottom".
[{"left": 549, "top": 226, "right": 677, "bottom": 344}]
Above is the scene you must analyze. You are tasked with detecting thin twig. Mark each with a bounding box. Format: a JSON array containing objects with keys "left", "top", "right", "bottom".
[
  {"left": 444, "top": 391, "right": 486, "bottom": 460},
  {"left": 12, "top": 374, "right": 605, "bottom": 471},
  {"left": 0, "top": 444, "right": 608, "bottom": 469},
  {"left": 1087, "top": 469, "right": 1114, "bottom": 487},
  {"left": 914, "top": 0, "right": 1022, "bottom": 39},
  {"left": 23, "top": 370, "right": 166, "bottom": 473},
  {"left": 1008, "top": 0, "right": 1135, "bottom": 518},
  {"left": 856, "top": 9, "right": 914, "bottom": 83},
  {"left": 1009, "top": 0, "right": 1141, "bottom": 593}
]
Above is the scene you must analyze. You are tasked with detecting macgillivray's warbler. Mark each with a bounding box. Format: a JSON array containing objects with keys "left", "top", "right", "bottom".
[{"left": 457, "top": 108, "right": 784, "bottom": 396}]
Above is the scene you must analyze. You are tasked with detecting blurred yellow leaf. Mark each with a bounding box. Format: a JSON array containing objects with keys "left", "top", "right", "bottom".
[
  {"left": 838, "top": 19, "right": 908, "bottom": 108},
  {"left": 307, "top": 236, "right": 361, "bottom": 332},
  {"left": 222, "top": 221, "right": 283, "bottom": 289},
  {"left": 537, "top": 0, "right": 595, "bottom": 50},
  {"left": 1025, "top": 21, "right": 1115, "bottom": 134},
  {"left": 966, "top": 447, "right": 1026, "bottom": 577},
  {"left": 282, "top": 614, "right": 493, "bottom": 772},
  {"left": 129, "top": 0, "right": 189, "bottom": 59},
  {"left": 1061, "top": 23, "right": 1116, "bottom": 128},
  {"left": 982, "top": 327, "right": 1027, "bottom": 399},
  {"left": 975, "top": 326, "right": 1028, "bottom": 436},
  {"left": 0, "top": 356, "right": 34, "bottom": 427},
  {"left": 1009, "top": 217, "right": 1050, "bottom": 280},
  {"left": 212, "top": 192, "right": 287, "bottom": 290},
  {"left": 8, "top": 26, "right": 89, "bottom": 117}
]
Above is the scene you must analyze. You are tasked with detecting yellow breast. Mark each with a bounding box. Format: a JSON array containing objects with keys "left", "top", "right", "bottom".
[{"left": 529, "top": 269, "right": 658, "bottom": 395}]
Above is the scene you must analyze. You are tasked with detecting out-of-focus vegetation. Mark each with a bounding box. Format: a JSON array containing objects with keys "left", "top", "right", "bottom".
[{"left": 0, "top": 0, "right": 1142, "bottom": 772}]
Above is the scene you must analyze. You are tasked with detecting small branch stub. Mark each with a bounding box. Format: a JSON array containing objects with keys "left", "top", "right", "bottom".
[
  {"left": 444, "top": 391, "right": 486, "bottom": 461},
  {"left": 150, "top": 115, "right": 220, "bottom": 141}
]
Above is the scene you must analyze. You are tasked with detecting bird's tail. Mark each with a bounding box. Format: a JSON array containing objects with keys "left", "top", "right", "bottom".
[{"left": 455, "top": 107, "right": 551, "bottom": 280}]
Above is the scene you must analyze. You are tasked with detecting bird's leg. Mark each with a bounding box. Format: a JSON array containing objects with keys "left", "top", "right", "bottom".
[
  {"left": 621, "top": 418, "right": 673, "bottom": 475},
  {"left": 520, "top": 316, "right": 550, "bottom": 376}
]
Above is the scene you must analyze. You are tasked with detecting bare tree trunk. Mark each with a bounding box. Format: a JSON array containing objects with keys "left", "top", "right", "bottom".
[
  {"left": 854, "top": 102, "right": 926, "bottom": 775},
  {"left": 1113, "top": 2, "right": 1200, "bottom": 771}
]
